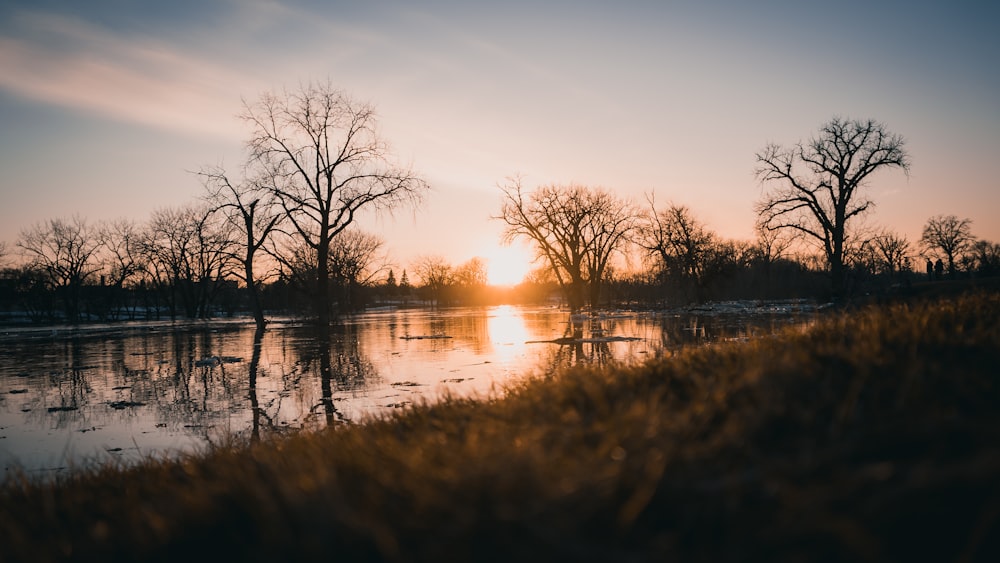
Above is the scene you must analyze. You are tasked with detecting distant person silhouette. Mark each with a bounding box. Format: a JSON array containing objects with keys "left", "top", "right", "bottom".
[
  {"left": 926, "top": 259, "right": 933, "bottom": 281},
  {"left": 934, "top": 259, "right": 944, "bottom": 280}
]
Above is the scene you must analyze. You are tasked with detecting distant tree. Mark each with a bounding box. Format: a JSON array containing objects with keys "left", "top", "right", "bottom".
[
  {"left": 920, "top": 215, "right": 974, "bottom": 278},
  {"left": 399, "top": 269, "right": 411, "bottom": 302},
  {"left": 751, "top": 221, "right": 797, "bottom": 288},
  {"left": 453, "top": 257, "right": 488, "bottom": 288},
  {"left": 242, "top": 81, "right": 428, "bottom": 324},
  {"left": 97, "top": 218, "right": 145, "bottom": 289},
  {"left": 870, "top": 230, "right": 911, "bottom": 280},
  {"left": 412, "top": 255, "right": 453, "bottom": 306},
  {"left": 638, "top": 199, "right": 716, "bottom": 302},
  {"left": 452, "top": 257, "right": 490, "bottom": 304},
  {"left": 498, "top": 180, "right": 634, "bottom": 311},
  {"left": 755, "top": 117, "right": 910, "bottom": 299},
  {"left": 968, "top": 239, "right": 1000, "bottom": 277},
  {"left": 200, "top": 168, "right": 283, "bottom": 329},
  {"left": 327, "top": 229, "right": 388, "bottom": 311},
  {"left": 141, "top": 206, "right": 237, "bottom": 319},
  {"left": 17, "top": 215, "right": 101, "bottom": 321},
  {"left": 384, "top": 269, "right": 397, "bottom": 300}
]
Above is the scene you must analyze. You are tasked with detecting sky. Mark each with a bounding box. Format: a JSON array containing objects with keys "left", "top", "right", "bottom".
[{"left": 1, "top": 0, "right": 997, "bottom": 283}]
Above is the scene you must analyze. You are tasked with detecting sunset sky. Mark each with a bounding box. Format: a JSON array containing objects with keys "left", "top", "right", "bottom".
[{"left": 1, "top": 0, "right": 997, "bottom": 282}]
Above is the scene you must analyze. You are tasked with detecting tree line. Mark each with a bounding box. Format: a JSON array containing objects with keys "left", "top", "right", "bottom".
[{"left": 1, "top": 84, "right": 997, "bottom": 325}]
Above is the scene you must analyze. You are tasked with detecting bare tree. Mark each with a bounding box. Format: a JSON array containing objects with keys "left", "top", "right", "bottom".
[
  {"left": 95, "top": 218, "right": 147, "bottom": 320},
  {"left": 17, "top": 215, "right": 101, "bottom": 321},
  {"left": 638, "top": 199, "right": 716, "bottom": 302},
  {"left": 97, "top": 218, "right": 146, "bottom": 289},
  {"left": 870, "top": 230, "right": 911, "bottom": 280},
  {"left": 141, "top": 206, "right": 237, "bottom": 319},
  {"left": 412, "top": 255, "right": 453, "bottom": 307},
  {"left": 753, "top": 221, "right": 796, "bottom": 267},
  {"left": 497, "top": 180, "right": 634, "bottom": 311},
  {"left": 452, "top": 257, "right": 490, "bottom": 304},
  {"left": 968, "top": 239, "right": 1000, "bottom": 276},
  {"left": 755, "top": 117, "right": 910, "bottom": 299},
  {"left": 200, "top": 168, "right": 283, "bottom": 329},
  {"left": 328, "top": 229, "right": 388, "bottom": 312},
  {"left": 242, "top": 81, "right": 428, "bottom": 324},
  {"left": 453, "top": 257, "right": 488, "bottom": 288},
  {"left": 920, "top": 215, "right": 974, "bottom": 278}
]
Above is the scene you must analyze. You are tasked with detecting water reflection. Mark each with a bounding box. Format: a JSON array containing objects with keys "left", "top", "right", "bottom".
[{"left": 0, "top": 303, "right": 814, "bottom": 474}]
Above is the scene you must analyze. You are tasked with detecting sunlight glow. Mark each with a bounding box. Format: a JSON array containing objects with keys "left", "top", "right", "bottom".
[{"left": 484, "top": 245, "right": 533, "bottom": 286}]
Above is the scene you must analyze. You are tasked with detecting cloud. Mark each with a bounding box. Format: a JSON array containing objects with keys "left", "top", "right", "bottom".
[{"left": 0, "top": 10, "right": 259, "bottom": 140}]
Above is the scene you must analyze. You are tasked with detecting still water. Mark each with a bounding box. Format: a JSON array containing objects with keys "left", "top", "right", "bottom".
[{"left": 0, "top": 303, "right": 813, "bottom": 475}]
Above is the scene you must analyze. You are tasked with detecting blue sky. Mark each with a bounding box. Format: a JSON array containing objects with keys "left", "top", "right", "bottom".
[{"left": 1, "top": 0, "right": 997, "bottom": 273}]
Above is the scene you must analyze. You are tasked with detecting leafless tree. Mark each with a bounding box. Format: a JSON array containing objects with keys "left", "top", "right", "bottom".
[
  {"left": 870, "top": 230, "right": 912, "bottom": 279},
  {"left": 920, "top": 215, "right": 974, "bottom": 278},
  {"left": 200, "top": 168, "right": 283, "bottom": 329},
  {"left": 453, "top": 257, "right": 488, "bottom": 288},
  {"left": 755, "top": 117, "right": 910, "bottom": 298},
  {"left": 242, "top": 81, "right": 428, "bottom": 324},
  {"left": 97, "top": 218, "right": 146, "bottom": 289},
  {"left": 967, "top": 239, "right": 1000, "bottom": 276},
  {"left": 638, "top": 198, "right": 716, "bottom": 302},
  {"left": 141, "top": 205, "right": 237, "bottom": 319},
  {"left": 497, "top": 179, "right": 634, "bottom": 311},
  {"left": 412, "top": 255, "right": 453, "bottom": 307},
  {"left": 328, "top": 229, "right": 388, "bottom": 311},
  {"left": 94, "top": 218, "right": 147, "bottom": 320},
  {"left": 753, "top": 221, "right": 796, "bottom": 267},
  {"left": 17, "top": 215, "right": 101, "bottom": 321}
]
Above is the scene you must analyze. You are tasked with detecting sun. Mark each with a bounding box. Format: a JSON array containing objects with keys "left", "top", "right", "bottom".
[{"left": 484, "top": 244, "right": 534, "bottom": 286}]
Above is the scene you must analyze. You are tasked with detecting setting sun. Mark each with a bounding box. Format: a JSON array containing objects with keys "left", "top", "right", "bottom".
[{"left": 484, "top": 245, "right": 534, "bottom": 286}]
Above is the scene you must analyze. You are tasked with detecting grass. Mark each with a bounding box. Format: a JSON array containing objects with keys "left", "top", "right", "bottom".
[{"left": 2, "top": 292, "right": 999, "bottom": 562}]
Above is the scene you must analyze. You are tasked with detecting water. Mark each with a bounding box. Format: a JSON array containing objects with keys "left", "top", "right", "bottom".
[{"left": 0, "top": 303, "right": 815, "bottom": 476}]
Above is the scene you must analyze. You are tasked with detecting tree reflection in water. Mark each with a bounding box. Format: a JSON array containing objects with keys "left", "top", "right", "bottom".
[{"left": 0, "top": 304, "right": 813, "bottom": 472}]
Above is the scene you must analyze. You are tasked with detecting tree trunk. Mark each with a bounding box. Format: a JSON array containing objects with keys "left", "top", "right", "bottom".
[
  {"left": 245, "top": 257, "right": 266, "bottom": 330},
  {"left": 316, "top": 237, "right": 331, "bottom": 326}
]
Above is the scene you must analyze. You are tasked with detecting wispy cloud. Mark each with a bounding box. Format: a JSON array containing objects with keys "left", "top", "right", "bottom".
[{"left": 0, "top": 10, "right": 261, "bottom": 139}]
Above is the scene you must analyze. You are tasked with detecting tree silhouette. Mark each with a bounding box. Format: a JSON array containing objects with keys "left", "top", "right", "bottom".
[
  {"left": 17, "top": 215, "right": 101, "bottom": 321},
  {"left": 755, "top": 117, "right": 909, "bottom": 299},
  {"left": 639, "top": 199, "right": 715, "bottom": 302},
  {"left": 920, "top": 215, "right": 974, "bottom": 278},
  {"left": 200, "top": 169, "right": 282, "bottom": 330},
  {"left": 241, "top": 81, "right": 427, "bottom": 325},
  {"left": 498, "top": 179, "right": 634, "bottom": 311}
]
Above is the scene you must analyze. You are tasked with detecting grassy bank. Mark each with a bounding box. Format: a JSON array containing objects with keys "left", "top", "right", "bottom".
[{"left": 3, "top": 293, "right": 999, "bottom": 562}]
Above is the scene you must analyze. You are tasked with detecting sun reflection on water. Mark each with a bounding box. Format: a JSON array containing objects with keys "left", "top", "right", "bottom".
[{"left": 485, "top": 305, "right": 531, "bottom": 364}]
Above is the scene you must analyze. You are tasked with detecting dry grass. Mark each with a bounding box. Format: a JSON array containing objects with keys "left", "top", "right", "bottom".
[{"left": 2, "top": 292, "right": 999, "bottom": 562}]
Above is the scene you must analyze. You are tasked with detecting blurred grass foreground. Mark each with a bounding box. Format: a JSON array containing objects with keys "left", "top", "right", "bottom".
[{"left": 3, "top": 292, "right": 999, "bottom": 562}]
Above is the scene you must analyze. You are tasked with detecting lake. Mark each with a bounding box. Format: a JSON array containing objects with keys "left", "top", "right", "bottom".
[{"left": 0, "top": 302, "right": 815, "bottom": 476}]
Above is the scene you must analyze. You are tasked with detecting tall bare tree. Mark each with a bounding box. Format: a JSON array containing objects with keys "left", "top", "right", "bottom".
[
  {"left": 200, "top": 169, "right": 283, "bottom": 329},
  {"left": 755, "top": 117, "right": 909, "bottom": 298},
  {"left": 498, "top": 180, "right": 633, "bottom": 311},
  {"left": 242, "top": 81, "right": 427, "bottom": 324},
  {"left": 920, "top": 214, "right": 974, "bottom": 278},
  {"left": 17, "top": 215, "right": 101, "bottom": 321}
]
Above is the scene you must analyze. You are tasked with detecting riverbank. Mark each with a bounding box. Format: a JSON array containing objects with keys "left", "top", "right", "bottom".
[{"left": 2, "top": 291, "right": 999, "bottom": 561}]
